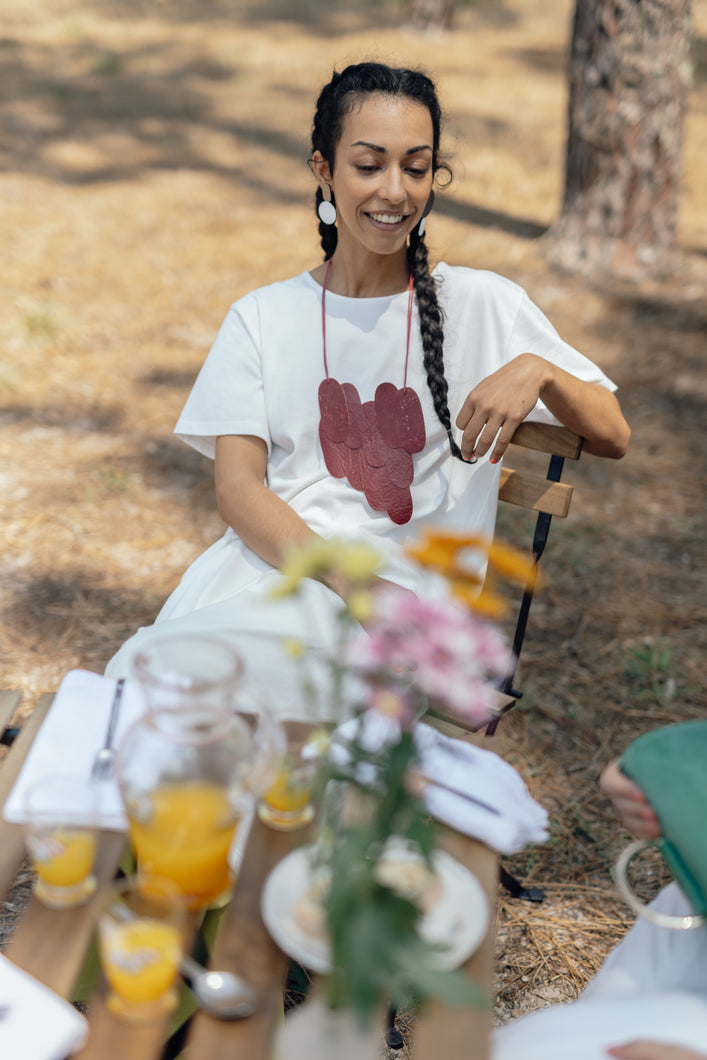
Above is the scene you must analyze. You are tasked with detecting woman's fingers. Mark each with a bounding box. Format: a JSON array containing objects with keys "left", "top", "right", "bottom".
[
  {"left": 455, "top": 354, "right": 546, "bottom": 462},
  {"left": 607, "top": 1042, "right": 707, "bottom": 1060},
  {"left": 600, "top": 760, "right": 661, "bottom": 839}
]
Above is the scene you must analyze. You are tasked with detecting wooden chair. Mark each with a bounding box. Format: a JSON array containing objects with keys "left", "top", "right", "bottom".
[
  {"left": 487, "top": 420, "right": 583, "bottom": 734},
  {"left": 421, "top": 420, "right": 583, "bottom": 917},
  {"left": 427, "top": 420, "right": 583, "bottom": 740}
]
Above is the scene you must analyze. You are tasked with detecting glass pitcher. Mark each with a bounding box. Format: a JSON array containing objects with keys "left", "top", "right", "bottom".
[{"left": 116, "top": 634, "right": 277, "bottom": 910}]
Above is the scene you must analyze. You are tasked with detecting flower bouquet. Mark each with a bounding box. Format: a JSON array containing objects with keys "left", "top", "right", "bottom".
[{"left": 271, "top": 530, "right": 535, "bottom": 1026}]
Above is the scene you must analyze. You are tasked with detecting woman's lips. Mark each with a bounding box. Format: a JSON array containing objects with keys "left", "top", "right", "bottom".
[{"left": 366, "top": 211, "right": 409, "bottom": 229}]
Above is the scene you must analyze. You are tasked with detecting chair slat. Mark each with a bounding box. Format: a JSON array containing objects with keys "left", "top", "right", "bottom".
[
  {"left": 498, "top": 468, "right": 574, "bottom": 517},
  {"left": 510, "top": 422, "right": 583, "bottom": 459}
]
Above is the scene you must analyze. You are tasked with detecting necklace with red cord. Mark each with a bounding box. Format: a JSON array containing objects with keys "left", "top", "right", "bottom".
[{"left": 317, "top": 257, "right": 426, "bottom": 526}]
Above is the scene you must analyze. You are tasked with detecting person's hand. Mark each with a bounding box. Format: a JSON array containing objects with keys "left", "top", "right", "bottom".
[
  {"left": 455, "top": 353, "right": 548, "bottom": 463},
  {"left": 600, "top": 760, "right": 661, "bottom": 839},
  {"left": 607, "top": 1041, "right": 707, "bottom": 1060}
]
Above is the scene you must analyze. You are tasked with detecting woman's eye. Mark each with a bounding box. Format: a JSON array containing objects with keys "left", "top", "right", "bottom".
[
  {"left": 356, "top": 164, "right": 379, "bottom": 173},
  {"left": 407, "top": 167, "right": 430, "bottom": 178}
]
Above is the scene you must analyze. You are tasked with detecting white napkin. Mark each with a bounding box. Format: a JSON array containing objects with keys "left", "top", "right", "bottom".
[
  {"left": 331, "top": 717, "right": 549, "bottom": 855},
  {"left": 414, "top": 724, "right": 549, "bottom": 854},
  {"left": 0, "top": 954, "right": 88, "bottom": 1060},
  {"left": 3, "top": 669, "right": 147, "bottom": 831}
]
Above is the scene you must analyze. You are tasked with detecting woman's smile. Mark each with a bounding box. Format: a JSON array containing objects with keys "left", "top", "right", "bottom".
[{"left": 366, "top": 210, "right": 410, "bottom": 229}]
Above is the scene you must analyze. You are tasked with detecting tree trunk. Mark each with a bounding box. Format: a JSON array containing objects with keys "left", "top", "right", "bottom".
[
  {"left": 546, "top": 0, "right": 692, "bottom": 281},
  {"left": 405, "top": 0, "right": 457, "bottom": 33}
]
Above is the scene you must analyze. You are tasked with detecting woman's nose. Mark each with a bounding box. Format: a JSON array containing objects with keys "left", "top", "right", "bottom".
[{"left": 380, "top": 167, "right": 405, "bottom": 205}]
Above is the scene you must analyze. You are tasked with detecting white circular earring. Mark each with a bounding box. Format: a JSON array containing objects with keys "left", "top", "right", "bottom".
[
  {"left": 417, "top": 190, "right": 435, "bottom": 238},
  {"left": 318, "top": 184, "right": 337, "bottom": 226}
]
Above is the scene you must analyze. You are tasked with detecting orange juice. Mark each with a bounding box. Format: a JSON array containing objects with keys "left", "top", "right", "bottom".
[
  {"left": 34, "top": 829, "right": 95, "bottom": 887},
  {"left": 127, "top": 782, "right": 238, "bottom": 909},
  {"left": 259, "top": 741, "right": 318, "bottom": 831},
  {"left": 264, "top": 769, "right": 314, "bottom": 814},
  {"left": 100, "top": 918, "right": 181, "bottom": 1015}
]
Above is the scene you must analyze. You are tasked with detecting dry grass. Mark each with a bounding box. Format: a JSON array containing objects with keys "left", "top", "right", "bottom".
[{"left": 1, "top": 0, "right": 706, "bottom": 1046}]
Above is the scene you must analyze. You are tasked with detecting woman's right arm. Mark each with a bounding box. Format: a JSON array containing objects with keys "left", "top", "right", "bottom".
[{"left": 215, "top": 434, "right": 317, "bottom": 569}]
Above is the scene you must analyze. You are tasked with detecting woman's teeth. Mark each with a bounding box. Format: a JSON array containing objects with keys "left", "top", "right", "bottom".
[{"left": 369, "top": 212, "right": 405, "bottom": 224}]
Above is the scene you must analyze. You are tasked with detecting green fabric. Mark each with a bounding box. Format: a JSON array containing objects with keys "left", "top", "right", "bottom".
[{"left": 620, "top": 720, "right": 707, "bottom": 916}]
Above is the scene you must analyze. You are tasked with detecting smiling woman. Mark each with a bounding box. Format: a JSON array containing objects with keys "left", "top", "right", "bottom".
[{"left": 104, "top": 61, "right": 629, "bottom": 719}]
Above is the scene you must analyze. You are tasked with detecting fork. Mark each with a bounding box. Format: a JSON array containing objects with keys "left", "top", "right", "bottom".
[{"left": 90, "top": 677, "right": 126, "bottom": 780}]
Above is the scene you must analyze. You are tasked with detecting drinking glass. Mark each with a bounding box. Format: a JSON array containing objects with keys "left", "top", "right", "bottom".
[
  {"left": 98, "top": 875, "right": 184, "bottom": 1022},
  {"left": 25, "top": 776, "right": 97, "bottom": 909},
  {"left": 258, "top": 729, "right": 327, "bottom": 831}
]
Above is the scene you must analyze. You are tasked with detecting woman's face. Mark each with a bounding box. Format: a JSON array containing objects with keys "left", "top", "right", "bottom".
[{"left": 318, "top": 94, "right": 435, "bottom": 259}]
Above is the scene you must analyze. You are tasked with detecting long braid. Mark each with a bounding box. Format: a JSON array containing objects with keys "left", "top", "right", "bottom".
[
  {"left": 311, "top": 62, "right": 463, "bottom": 460},
  {"left": 407, "top": 230, "right": 466, "bottom": 462}
]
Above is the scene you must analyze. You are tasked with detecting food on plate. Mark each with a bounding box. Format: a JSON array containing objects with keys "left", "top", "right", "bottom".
[{"left": 289, "top": 843, "right": 443, "bottom": 943}]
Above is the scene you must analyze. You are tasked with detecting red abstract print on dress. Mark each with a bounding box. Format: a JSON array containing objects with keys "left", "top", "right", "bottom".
[{"left": 317, "top": 263, "right": 426, "bottom": 525}]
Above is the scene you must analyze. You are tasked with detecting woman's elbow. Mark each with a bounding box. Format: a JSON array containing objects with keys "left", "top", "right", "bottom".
[
  {"left": 585, "top": 419, "right": 631, "bottom": 460},
  {"left": 608, "top": 414, "right": 631, "bottom": 459}
]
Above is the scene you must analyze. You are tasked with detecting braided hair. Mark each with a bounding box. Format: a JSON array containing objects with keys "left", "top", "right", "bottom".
[{"left": 311, "top": 61, "right": 466, "bottom": 462}]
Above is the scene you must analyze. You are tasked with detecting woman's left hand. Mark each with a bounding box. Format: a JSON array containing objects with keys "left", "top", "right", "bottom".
[
  {"left": 607, "top": 1042, "right": 707, "bottom": 1060},
  {"left": 455, "top": 353, "right": 548, "bottom": 463},
  {"left": 456, "top": 352, "right": 630, "bottom": 462}
]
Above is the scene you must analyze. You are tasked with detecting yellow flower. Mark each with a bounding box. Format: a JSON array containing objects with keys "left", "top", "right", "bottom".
[
  {"left": 451, "top": 581, "right": 508, "bottom": 620},
  {"left": 282, "top": 637, "right": 306, "bottom": 659},
  {"left": 486, "top": 541, "right": 539, "bottom": 589},
  {"left": 334, "top": 541, "right": 382, "bottom": 584},
  {"left": 405, "top": 527, "right": 539, "bottom": 618},
  {"left": 280, "top": 538, "right": 336, "bottom": 581},
  {"left": 347, "top": 589, "right": 375, "bottom": 625},
  {"left": 268, "top": 574, "right": 301, "bottom": 599}
]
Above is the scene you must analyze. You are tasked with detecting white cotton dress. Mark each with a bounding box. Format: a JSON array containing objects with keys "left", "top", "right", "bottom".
[
  {"left": 492, "top": 883, "right": 707, "bottom": 1060},
  {"left": 105, "top": 264, "right": 616, "bottom": 718}
]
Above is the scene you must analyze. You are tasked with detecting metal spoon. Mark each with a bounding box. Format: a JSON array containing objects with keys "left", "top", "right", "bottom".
[
  {"left": 106, "top": 900, "right": 258, "bottom": 1020},
  {"left": 179, "top": 954, "right": 258, "bottom": 1020}
]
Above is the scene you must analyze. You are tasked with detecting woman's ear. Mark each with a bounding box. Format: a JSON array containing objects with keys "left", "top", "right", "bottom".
[{"left": 311, "top": 151, "right": 332, "bottom": 186}]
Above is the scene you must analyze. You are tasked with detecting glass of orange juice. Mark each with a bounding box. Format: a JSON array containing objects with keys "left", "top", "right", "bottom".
[
  {"left": 258, "top": 729, "right": 328, "bottom": 831},
  {"left": 98, "top": 874, "right": 184, "bottom": 1022},
  {"left": 25, "top": 776, "right": 97, "bottom": 909}
]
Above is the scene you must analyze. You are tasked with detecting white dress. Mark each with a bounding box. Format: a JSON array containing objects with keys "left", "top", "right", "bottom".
[
  {"left": 492, "top": 884, "right": 707, "bottom": 1060},
  {"left": 105, "top": 264, "right": 616, "bottom": 717}
]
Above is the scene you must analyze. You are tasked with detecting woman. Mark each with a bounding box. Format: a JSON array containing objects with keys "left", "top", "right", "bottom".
[
  {"left": 491, "top": 752, "right": 707, "bottom": 1060},
  {"left": 105, "top": 62, "right": 629, "bottom": 714}
]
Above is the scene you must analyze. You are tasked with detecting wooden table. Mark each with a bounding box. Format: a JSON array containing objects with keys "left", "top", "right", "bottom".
[{"left": 0, "top": 692, "right": 498, "bottom": 1060}]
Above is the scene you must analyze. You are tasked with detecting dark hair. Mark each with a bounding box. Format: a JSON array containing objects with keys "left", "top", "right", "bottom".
[{"left": 310, "top": 61, "right": 465, "bottom": 462}]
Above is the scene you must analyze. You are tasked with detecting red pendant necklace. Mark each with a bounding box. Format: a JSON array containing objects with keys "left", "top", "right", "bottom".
[{"left": 317, "top": 258, "right": 426, "bottom": 526}]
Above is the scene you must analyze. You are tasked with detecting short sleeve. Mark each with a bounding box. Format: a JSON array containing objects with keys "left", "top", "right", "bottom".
[
  {"left": 506, "top": 290, "right": 617, "bottom": 425},
  {"left": 174, "top": 295, "right": 270, "bottom": 460}
]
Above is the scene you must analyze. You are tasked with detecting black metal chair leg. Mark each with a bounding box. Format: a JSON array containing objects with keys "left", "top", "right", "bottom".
[
  {"left": 385, "top": 1003, "right": 404, "bottom": 1049},
  {"left": 500, "top": 865, "right": 544, "bottom": 903}
]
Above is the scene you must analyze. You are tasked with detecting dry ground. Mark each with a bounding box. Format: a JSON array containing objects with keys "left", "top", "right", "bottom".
[{"left": 1, "top": 0, "right": 706, "bottom": 1044}]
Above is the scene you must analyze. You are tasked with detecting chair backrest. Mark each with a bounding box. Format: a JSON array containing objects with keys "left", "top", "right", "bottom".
[{"left": 485, "top": 420, "right": 583, "bottom": 735}]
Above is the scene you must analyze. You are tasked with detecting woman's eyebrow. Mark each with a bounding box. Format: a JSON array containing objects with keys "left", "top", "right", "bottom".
[{"left": 350, "top": 140, "right": 432, "bottom": 155}]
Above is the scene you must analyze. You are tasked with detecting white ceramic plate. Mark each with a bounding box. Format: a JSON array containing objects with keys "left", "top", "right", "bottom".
[{"left": 261, "top": 842, "right": 489, "bottom": 974}]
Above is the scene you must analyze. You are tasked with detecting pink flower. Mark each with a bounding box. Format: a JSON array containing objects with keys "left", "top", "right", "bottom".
[{"left": 348, "top": 588, "right": 512, "bottom": 729}]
